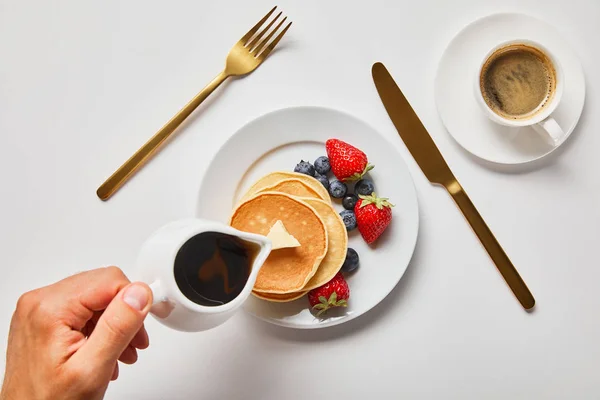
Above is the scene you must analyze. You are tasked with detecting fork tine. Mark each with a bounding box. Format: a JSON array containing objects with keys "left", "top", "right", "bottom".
[
  {"left": 247, "top": 11, "right": 282, "bottom": 50},
  {"left": 257, "top": 21, "right": 292, "bottom": 59},
  {"left": 253, "top": 16, "right": 287, "bottom": 55},
  {"left": 240, "top": 6, "right": 277, "bottom": 45}
]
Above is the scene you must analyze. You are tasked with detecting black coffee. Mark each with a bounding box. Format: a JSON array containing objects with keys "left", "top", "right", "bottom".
[
  {"left": 480, "top": 44, "right": 556, "bottom": 120},
  {"left": 174, "top": 232, "right": 258, "bottom": 306}
]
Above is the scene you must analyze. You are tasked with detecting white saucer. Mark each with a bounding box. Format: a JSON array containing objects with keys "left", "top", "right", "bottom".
[
  {"left": 435, "top": 13, "right": 586, "bottom": 165},
  {"left": 196, "top": 107, "right": 419, "bottom": 329}
]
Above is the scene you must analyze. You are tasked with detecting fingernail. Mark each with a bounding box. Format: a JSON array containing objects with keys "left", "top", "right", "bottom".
[{"left": 123, "top": 284, "right": 149, "bottom": 311}]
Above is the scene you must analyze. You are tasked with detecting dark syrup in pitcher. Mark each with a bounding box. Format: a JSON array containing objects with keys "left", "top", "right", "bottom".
[{"left": 174, "top": 232, "right": 259, "bottom": 306}]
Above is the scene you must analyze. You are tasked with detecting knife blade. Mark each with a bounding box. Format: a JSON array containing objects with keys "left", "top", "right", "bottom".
[{"left": 372, "top": 62, "right": 535, "bottom": 310}]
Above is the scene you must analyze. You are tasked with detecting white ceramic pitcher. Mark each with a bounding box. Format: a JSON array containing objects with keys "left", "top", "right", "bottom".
[{"left": 136, "top": 219, "right": 271, "bottom": 332}]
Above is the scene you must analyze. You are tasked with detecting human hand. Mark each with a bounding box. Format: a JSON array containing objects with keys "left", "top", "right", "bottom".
[{"left": 0, "top": 267, "right": 153, "bottom": 400}]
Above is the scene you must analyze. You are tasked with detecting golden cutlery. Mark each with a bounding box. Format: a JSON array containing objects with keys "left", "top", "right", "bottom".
[
  {"left": 97, "top": 6, "right": 292, "bottom": 201},
  {"left": 372, "top": 62, "right": 535, "bottom": 310}
]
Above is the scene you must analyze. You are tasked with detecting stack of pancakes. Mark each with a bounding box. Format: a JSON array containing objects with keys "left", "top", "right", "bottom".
[{"left": 230, "top": 171, "right": 348, "bottom": 302}]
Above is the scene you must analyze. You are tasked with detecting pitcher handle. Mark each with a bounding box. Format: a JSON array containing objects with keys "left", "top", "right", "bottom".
[{"left": 149, "top": 280, "right": 167, "bottom": 305}]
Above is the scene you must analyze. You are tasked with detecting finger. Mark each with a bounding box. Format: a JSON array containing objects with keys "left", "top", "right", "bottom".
[
  {"left": 118, "top": 345, "right": 138, "bottom": 365},
  {"left": 130, "top": 325, "right": 149, "bottom": 350},
  {"left": 45, "top": 267, "right": 132, "bottom": 331},
  {"left": 81, "top": 311, "right": 101, "bottom": 338},
  {"left": 76, "top": 267, "right": 132, "bottom": 311},
  {"left": 74, "top": 282, "right": 152, "bottom": 370},
  {"left": 85, "top": 315, "right": 148, "bottom": 350},
  {"left": 111, "top": 363, "right": 119, "bottom": 381}
]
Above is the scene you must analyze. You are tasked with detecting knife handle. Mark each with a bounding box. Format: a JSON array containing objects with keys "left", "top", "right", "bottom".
[{"left": 446, "top": 181, "right": 535, "bottom": 310}]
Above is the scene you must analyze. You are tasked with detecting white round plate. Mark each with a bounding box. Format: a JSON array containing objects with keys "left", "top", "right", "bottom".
[
  {"left": 196, "top": 106, "right": 419, "bottom": 329},
  {"left": 435, "top": 13, "right": 586, "bottom": 165}
]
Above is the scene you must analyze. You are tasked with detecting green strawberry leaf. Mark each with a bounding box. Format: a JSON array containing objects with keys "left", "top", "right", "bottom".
[
  {"left": 319, "top": 296, "right": 328, "bottom": 305},
  {"left": 343, "top": 163, "right": 375, "bottom": 182},
  {"left": 329, "top": 292, "right": 337, "bottom": 304},
  {"left": 344, "top": 173, "right": 361, "bottom": 182},
  {"left": 358, "top": 192, "right": 394, "bottom": 209},
  {"left": 336, "top": 299, "right": 348, "bottom": 307}
]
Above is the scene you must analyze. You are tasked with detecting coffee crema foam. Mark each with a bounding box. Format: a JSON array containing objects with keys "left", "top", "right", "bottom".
[{"left": 480, "top": 44, "right": 557, "bottom": 120}]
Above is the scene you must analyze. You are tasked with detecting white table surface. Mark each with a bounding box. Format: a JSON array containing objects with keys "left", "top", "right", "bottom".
[{"left": 1, "top": 0, "right": 599, "bottom": 398}]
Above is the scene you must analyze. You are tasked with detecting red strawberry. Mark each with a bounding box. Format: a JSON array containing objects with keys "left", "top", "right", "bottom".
[
  {"left": 355, "top": 193, "right": 394, "bottom": 244},
  {"left": 308, "top": 273, "right": 350, "bottom": 316},
  {"left": 326, "top": 139, "right": 374, "bottom": 182}
]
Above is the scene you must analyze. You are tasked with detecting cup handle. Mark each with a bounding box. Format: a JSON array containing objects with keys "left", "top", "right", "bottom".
[
  {"left": 532, "top": 117, "right": 564, "bottom": 145},
  {"left": 149, "top": 280, "right": 167, "bottom": 305}
]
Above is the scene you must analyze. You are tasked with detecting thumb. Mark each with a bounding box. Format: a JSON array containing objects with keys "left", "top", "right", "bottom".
[{"left": 79, "top": 283, "right": 153, "bottom": 369}]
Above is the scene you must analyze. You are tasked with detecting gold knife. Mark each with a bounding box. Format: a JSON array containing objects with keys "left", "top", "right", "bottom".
[{"left": 372, "top": 62, "right": 535, "bottom": 310}]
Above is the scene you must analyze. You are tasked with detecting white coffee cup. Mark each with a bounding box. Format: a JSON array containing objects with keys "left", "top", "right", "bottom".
[
  {"left": 475, "top": 39, "right": 565, "bottom": 145},
  {"left": 136, "top": 219, "right": 271, "bottom": 332}
]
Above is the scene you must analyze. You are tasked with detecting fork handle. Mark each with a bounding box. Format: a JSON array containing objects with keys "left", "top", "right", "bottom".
[
  {"left": 96, "top": 70, "right": 229, "bottom": 200},
  {"left": 446, "top": 181, "right": 535, "bottom": 310}
]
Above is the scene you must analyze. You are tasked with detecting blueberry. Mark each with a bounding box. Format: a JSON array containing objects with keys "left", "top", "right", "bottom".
[
  {"left": 339, "top": 210, "right": 357, "bottom": 231},
  {"left": 342, "top": 194, "right": 358, "bottom": 210},
  {"left": 294, "top": 160, "right": 315, "bottom": 176},
  {"left": 314, "top": 156, "right": 331, "bottom": 175},
  {"left": 315, "top": 174, "right": 330, "bottom": 190},
  {"left": 341, "top": 248, "right": 360, "bottom": 273},
  {"left": 329, "top": 179, "right": 347, "bottom": 198},
  {"left": 355, "top": 179, "right": 375, "bottom": 196}
]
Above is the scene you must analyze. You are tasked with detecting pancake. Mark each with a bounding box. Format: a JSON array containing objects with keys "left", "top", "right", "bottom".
[
  {"left": 297, "top": 198, "right": 348, "bottom": 291},
  {"left": 239, "top": 171, "right": 329, "bottom": 203},
  {"left": 252, "top": 290, "right": 308, "bottom": 302},
  {"left": 253, "top": 197, "right": 348, "bottom": 298},
  {"left": 230, "top": 192, "right": 328, "bottom": 293},
  {"left": 257, "top": 178, "right": 321, "bottom": 200}
]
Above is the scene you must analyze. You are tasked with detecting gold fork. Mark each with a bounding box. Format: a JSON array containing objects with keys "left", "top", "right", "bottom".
[{"left": 97, "top": 6, "right": 292, "bottom": 200}]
